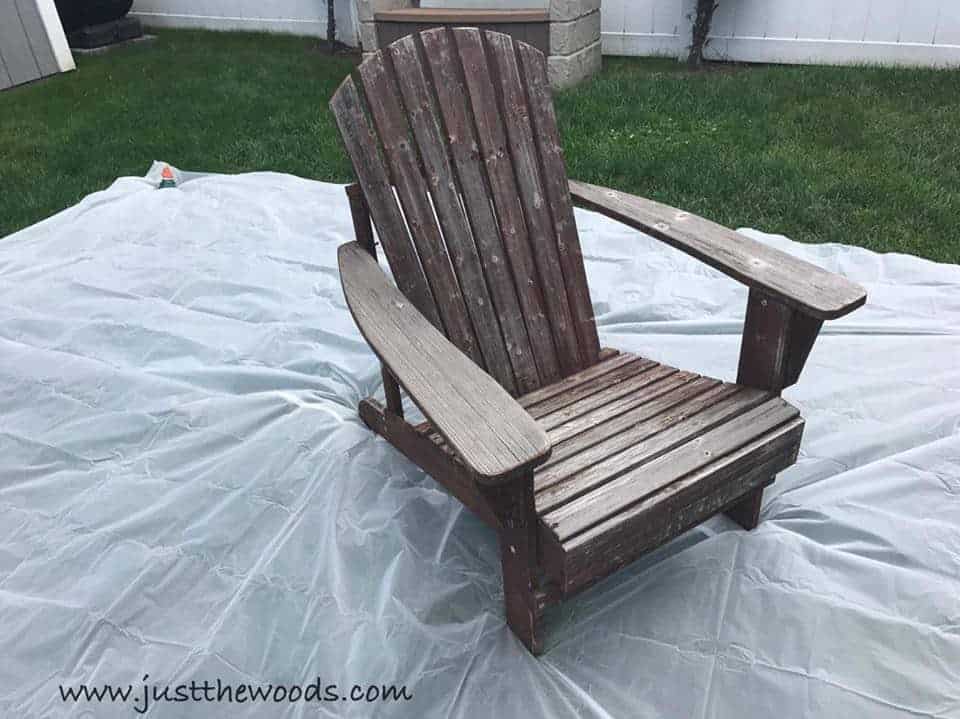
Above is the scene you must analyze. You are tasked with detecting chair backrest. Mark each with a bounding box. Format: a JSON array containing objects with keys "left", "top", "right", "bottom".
[{"left": 331, "top": 27, "right": 600, "bottom": 396}]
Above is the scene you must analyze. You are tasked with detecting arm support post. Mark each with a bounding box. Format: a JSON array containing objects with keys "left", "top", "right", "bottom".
[
  {"left": 737, "top": 288, "right": 824, "bottom": 393},
  {"left": 347, "top": 183, "right": 404, "bottom": 417}
]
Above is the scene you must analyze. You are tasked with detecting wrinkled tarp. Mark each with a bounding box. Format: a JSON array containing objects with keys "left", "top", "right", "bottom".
[{"left": 1, "top": 164, "right": 958, "bottom": 718}]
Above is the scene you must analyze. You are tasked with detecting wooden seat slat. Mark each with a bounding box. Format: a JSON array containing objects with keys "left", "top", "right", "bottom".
[
  {"left": 542, "top": 374, "right": 713, "bottom": 461},
  {"left": 517, "top": 348, "right": 623, "bottom": 408},
  {"left": 526, "top": 357, "right": 656, "bottom": 418},
  {"left": 535, "top": 384, "right": 766, "bottom": 506},
  {"left": 544, "top": 398, "right": 800, "bottom": 540},
  {"left": 536, "top": 364, "right": 677, "bottom": 429}
]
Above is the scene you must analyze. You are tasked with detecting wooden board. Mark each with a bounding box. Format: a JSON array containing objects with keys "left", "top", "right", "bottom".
[
  {"left": 554, "top": 421, "right": 803, "bottom": 595},
  {"left": 375, "top": 9, "right": 549, "bottom": 24},
  {"left": 388, "top": 34, "right": 517, "bottom": 393},
  {"left": 516, "top": 348, "right": 623, "bottom": 408},
  {"left": 518, "top": 42, "right": 601, "bottom": 366},
  {"left": 339, "top": 241, "right": 550, "bottom": 483},
  {"left": 376, "top": 20, "right": 550, "bottom": 55},
  {"left": 569, "top": 180, "right": 867, "bottom": 320},
  {"left": 419, "top": 27, "right": 541, "bottom": 394},
  {"left": 333, "top": 29, "right": 603, "bottom": 396},
  {"left": 330, "top": 78, "right": 442, "bottom": 330},
  {"left": 535, "top": 364, "right": 676, "bottom": 429},
  {"left": 357, "top": 55, "right": 482, "bottom": 367},
  {"left": 526, "top": 357, "right": 656, "bottom": 418},
  {"left": 536, "top": 386, "right": 773, "bottom": 511},
  {"left": 454, "top": 27, "right": 561, "bottom": 385},
  {"left": 359, "top": 398, "right": 498, "bottom": 526},
  {"left": 545, "top": 372, "right": 704, "bottom": 448},
  {"left": 486, "top": 30, "right": 583, "bottom": 376},
  {"left": 543, "top": 398, "right": 800, "bottom": 539}
]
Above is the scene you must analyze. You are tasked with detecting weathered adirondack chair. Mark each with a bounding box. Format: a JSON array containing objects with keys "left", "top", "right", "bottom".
[{"left": 331, "top": 28, "right": 866, "bottom": 654}]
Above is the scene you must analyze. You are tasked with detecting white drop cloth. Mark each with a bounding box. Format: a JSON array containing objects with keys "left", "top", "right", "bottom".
[{"left": 1, "top": 164, "right": 958, "bottom": 718}]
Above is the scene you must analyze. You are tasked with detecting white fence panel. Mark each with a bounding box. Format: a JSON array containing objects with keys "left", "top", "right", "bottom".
[
  {"left": 600, "top": 0, "right": 689, "bottom": 56},
  {"left": 130, "top": 0, "right": 359, "bottom": 46},
  {"left": 602, "top": 0, "right": 960, "bottom": 67}
]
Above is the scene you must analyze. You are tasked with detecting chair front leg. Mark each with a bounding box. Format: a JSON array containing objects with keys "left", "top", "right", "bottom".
[
  {"left": 728, "top": 288, "right": 823, "bottom": 529},
  {"left": 480, "top": 474, "right": 545, "bottom": 654}
]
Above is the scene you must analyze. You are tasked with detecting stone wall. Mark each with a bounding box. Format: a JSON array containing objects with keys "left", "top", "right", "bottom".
[{"left": 547, "top": 0, "right": 601, "bottom": 88}]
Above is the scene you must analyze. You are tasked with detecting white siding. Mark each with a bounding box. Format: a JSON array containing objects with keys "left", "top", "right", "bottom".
[
  {"left": 130, "top": 0, "right": 359, "bottom": 46},
  {"left": 601, "top": 0, "right": 960, "bottom": 67},
  {"left": 0, "top": 0, "right": 74, "bottom": 91}
]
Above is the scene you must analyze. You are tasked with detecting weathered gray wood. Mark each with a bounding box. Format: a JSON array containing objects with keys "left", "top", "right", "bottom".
[
  {"left": 16, "top": 0, "right": 57, "bottom": 77},
  {"left": 728, "top": 287, "right": 820, "bottom": 528},
  {"left": 426, "top": 362, "right": 687, "bottom": 463},
  {"left": 527, "top": 358, "right": 656, "bottom": 418},
  {"left": 376, "top": 8, "right": 549, "bottom": 23},
  {"left": 536, "top": 384, "right": 767, "bottom": 506},
  {"left": 542, "top": 374, "right": 716, "bottom": 463},
  {"left": 454, "top": 27, "right": 561, "bottom": 385},
  {"left": 381, "top": 367, "right": 403, "bottom": 417},
  {"left": 0, "top": 4, "right": 40, "bottom": 87},
  {"left": 376, "top": 19, "right": 550, "bottom": 55},
  {"left": 737, "top": 288, "right": 795, "bottom": 392},
  {"left": 537, "top": 364, "right": 676, "bottom": 429},
  {"left": 330, "top": 78, "right": 442, "bottom": 329},
  {"left": 517, "top": 347, "right": 622, "bottom": 408},
  {"left": 357, "top": 55, "right": 483, "bottom": 368},
  {"left": 785, "top": 311, "right": 823, "bottom": 387},
  {"left": 569, "top": 180, "right": 867, "bottom": 320},
  {"left": 544, "top": 398, "right": 799, "bottom": 539},
  {"left": 556, "top": 420, "right": 803, "bottom": 594},
  {"left": 345, "top": 182, "right": 376, "bottom": 255},
  {"left": 486, "top": 30, "right": 582, "bottom": 376},
  {"left": 420, "top": 27, "right": 541, "bottom": 394},
  {"left": 388, "top": 34, "right": 517, "bottom": 393},
  {"left": 479, "top": 476, "right": 545, "bottom": 654},
  {"left": 517, "top": 42, "right": 601, "bottom": 368},
  {"left": 359, "top": 398, "right": 498, "bottom": 526},
  {"left": 345, "top": 182, "right": 405, "bottom": 417},
  {"left": 339, "top": 241, "right": 550, "bottom": 483},
  {"left": 725, "top": 486, "right": 765, "bottom": 529},
  {"left": 331, "top": 31, "right": 834, "bottom": 654}
]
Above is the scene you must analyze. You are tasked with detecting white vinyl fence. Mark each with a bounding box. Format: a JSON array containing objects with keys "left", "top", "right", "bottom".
[
  {"left": 130, "top": 0, "right": 360, "bottom": 46},
  {"left": 130, "top": 0, "right": 960, "bottom": 67},
  {"left": 603, "top": 0, "right": 960, "bottom": 66}
]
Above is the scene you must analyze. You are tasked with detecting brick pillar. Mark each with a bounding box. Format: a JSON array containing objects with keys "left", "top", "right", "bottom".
[
  {"left": 357, "top": 0, "right": 415, "bottom": 57},
  {"left": 548, "top": 0, "right": 602, "bottom": 89}
]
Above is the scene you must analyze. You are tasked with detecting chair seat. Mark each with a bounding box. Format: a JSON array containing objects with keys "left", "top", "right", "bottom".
[{"left": 417, "top": 349, "right": 805, "bottom": 595}]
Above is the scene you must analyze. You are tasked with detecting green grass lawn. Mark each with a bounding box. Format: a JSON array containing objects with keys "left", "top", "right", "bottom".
[{"left": 2, "top": 29, "right": 959, "bottom": 263}]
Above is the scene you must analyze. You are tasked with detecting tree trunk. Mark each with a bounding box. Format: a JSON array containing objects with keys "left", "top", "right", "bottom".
[
  {"left": 688, "top": 0, "right": 718, "bottom": 68},
  {"left": 327, "top": 0, "right": 336, "bottom": 54}
]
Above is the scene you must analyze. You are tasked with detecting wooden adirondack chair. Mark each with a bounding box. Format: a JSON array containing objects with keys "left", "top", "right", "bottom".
[{"left": 330, "top": 28, "right": 866, "bottom": 654}]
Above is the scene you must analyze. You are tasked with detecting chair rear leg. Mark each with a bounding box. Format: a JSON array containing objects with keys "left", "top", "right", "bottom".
[
  {"left": 725, "top": 484, "right": 765, "bottom": 530},
  {"left": 483, "top": 478, "right": 545, "bottom": 654}
]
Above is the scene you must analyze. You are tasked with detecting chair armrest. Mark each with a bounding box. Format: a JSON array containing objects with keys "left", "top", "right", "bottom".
[
  {"left": 339, "top": 242, "right": 551, "bottom": 485},
  {"left": 569, "top": 180, "right": 867, "bottom": 320}
]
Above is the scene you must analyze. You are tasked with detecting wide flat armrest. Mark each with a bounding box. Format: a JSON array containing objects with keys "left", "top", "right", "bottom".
[
  {"left": 569, "top": 180, "right": 866, "bottom": 320},
  {"left": 339, "top": 242, "right": 551, "bottom": 484}
]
